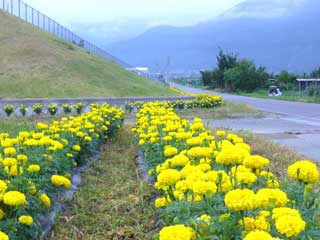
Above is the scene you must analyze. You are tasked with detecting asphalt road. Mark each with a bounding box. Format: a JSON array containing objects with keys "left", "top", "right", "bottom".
[{"left": 171, "top": 83, "right": 320, "bottom": 161}]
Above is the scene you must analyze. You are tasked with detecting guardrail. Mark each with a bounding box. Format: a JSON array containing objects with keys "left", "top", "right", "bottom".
[{"left": 0, "top": 96, "right": 195, "bottom": 117}]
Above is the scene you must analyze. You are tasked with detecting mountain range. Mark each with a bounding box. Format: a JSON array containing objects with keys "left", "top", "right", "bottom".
[{"left": 105, "top": 0, "right": 320, "bottom": 73}]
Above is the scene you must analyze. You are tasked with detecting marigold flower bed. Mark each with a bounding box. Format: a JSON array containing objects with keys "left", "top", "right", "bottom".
[
  {"left": 133, "top": 101, "right": 320, "bottom": 240},
  {"left": 0, "top": 104, "right": 124, "bottom": 240}
]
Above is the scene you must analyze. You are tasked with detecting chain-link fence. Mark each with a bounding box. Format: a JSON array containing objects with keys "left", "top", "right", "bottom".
[{"left": 0, "top": 0, "right": 132, "bottom": 68}]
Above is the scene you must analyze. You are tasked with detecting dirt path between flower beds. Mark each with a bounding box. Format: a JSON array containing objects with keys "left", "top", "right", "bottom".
[
  {"left": 50, "top": 126, "right": 158, "bottom": 239},
  {"left": 171, "top": 83, "right": 320, "bottom": 162}
]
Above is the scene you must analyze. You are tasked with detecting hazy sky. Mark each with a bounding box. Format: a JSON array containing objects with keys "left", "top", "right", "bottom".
[{"left": 23, "top": 0, "right": 245, "bottom": 26}]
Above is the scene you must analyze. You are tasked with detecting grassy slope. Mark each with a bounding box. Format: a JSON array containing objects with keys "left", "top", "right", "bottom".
[{"left": 0, "top": 10, "right": 174, "bottom": 98}]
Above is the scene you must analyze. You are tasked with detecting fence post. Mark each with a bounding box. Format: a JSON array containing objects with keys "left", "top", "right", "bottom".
[
  {"left": 18, "top": 0, "right": 20, "bottom": 17},
  {"left": 25, "top": 3, "right": 27, "bottom": 21},
  {"left": 10, "top": 0, "right": 12, "bottom": 13},
  {"left": 31, "top": 7, "right": 33, "bottom": 24},
  {"left": 37, "top": 11, "right": 39, "bottom": 27}
]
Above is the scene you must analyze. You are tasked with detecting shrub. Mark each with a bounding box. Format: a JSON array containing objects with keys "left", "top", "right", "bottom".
[
  {"left": 3, "top": 104, "right": 14, "bottom": 117},
  {"left": 125, "top": 102, "right": 135, "bottom": 113},
  {"left": 74, "top": 102, "right": 84, "bottom": 115},
  {"left": 32, "top": 103, "right": 43, "bottom": 115},
  {"left": 48, "top": 104, "right": 58, "bottom": 116},
  {"left": 62, "top": 104, "right": 72, "bottom": 114},
  {"left": 19, "top": 104, "right": 28, "bottom": 116}
]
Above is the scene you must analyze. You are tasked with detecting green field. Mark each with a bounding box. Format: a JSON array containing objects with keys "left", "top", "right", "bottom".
[
  {"left": 0, "top": 10, "right": 174, "bottom": 98},
  {"left": 239, "top": 89, "right": 320, "bottom": 103}
]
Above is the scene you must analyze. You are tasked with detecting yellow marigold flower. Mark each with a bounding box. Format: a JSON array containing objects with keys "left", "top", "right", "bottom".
[
  {"left": 164, "top": 146, "right": 178, "bottom": 157},
  {"left": 257, "top": 188, "right": 289, "bottom": 208},
  {"left": 233, "top": 172, "right": 257, "bottom": 186},
  {"left": 155, "top": 197, "right": 170, "bottom": 208},
  {"left": 156, "top": 169, "right": 180, "bottom": 188},
  {"left": 17, "top": 154, "right": 28, "bottom": 164},
  {"left": 175, "top": 180, "right": 189, "bottom": 192},
  {"left": 139, "top": 139, "right": 145, "bottom": 145},
  {"left": 4, "top": 147, "right": 16, "bottom": 156},
  {"left": 241, "top": 213, "right": 270, "bottom": 233},
  {"left": 76, "top": 131, "right": 84, "bottom": 138},
  {"left": 67, "top": 153, "right": 73, "bottom": 158},
  {"left": 84, "top": 136, "right": 92, "bottom": 142},
  {"left": 0, "top": 180, "right": 8, "bottom": 201},
  {"left": 265, "top": 179, "right": 280, "bottom": 188},
  {"left": 235, "top": 142, "right": 251, "bottom": 152},
  {"left": 225, "top": 189, "right": 259, "bottom": 211},
  {"left": 159, "top": 225, "right": 195, "bottom": 240},
  {"left": 0, "top": 231, "right": 9, "bottom": 240},
  {"left": 18, "top": 215, "right": 33, "bottom": 225},
  {"left": 191, "top": 181, "right": 217, "bottom": 196},
  {"left": 2, "top": 157, "right": 17, "bottom": 167},
  {"left": 51, "top": 175, "right": 72, "bottom": 189},
  {"left": 275, "top": 215, "right": 306, "bottom": 237},
  {"left": 4, "top": 165, "right": 23, "bottom": 177},
  {"left": 167, "top": 154, "right": 189, "bottom": 168},
  {"left": 27, "top": 164, "right": 41, "bottom": 173},
  {"left": 187, "top": 147, "right": 213, "bottom": 158},
  {"left": 243, "top": 155, "right": 270, "bottom": 169},
  {"left": 241, "top": 217, "right": 256, "bottom": 232},
  {"left": 162, "top": 135, "right": 173, "bottom": 142},
  {"left": 288, "top": 160, "right": 319, "bottom": 184},
  {"left": 72, "top": 145, "right": 81, "bottom": 152},
  {"left": 0, "top": 208, "right": 5, "bottom": 220},
  {"left": 216, "top": 148, "right": 243, "bottom": 165},
  {"left": 243, "top": 230, "right": 273, "bottom": 240},
  {"left": 197, "top": 214, "right": 212, "bottom": 225},
  {"left": 186, "top": 137, "right": 203, "bottom": 146},
  {"left": 216, "top": 130, "right": 226, "bottom": 137},
  {"left": 39, "top": 193, "right": 51, "bottom": 208},
  {"left": 272, "top": 207, "right": 301, "bottom": 221},
  {"left": 3, "top": 191, "right": 27, "bottom": 206}
]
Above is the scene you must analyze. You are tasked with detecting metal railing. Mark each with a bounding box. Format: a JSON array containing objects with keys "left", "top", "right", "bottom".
[{"left": 0, "top": 0, "right": 132, "bottom": 68}]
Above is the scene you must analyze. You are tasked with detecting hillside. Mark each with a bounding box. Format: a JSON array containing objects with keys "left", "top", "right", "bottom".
[
  {"left": 105, "top": 0, "right": 320, "bottom": 73},
  {"left": 0, "top": 10, "right": 174, "bottom": 98}
]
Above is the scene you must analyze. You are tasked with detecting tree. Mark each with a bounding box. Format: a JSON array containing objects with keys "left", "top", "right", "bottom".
[
  {"left": 215, "top": 49, "right": 239, "bottom": 88},
  {"left": 310, "top": 67, "right": 320, "bottom": 78},
  {"left": 200, "top": 70, "right": 214, "bottom": 87},
  {"left": 277, "top": 70, "right": 297, "bottom": 90},
  {"left": 223, "top": 60, "right": 268, "bottom": 92}
]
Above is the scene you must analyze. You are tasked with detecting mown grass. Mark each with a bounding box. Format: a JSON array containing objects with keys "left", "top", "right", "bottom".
[
  {"left": 0, "top": 118, "right": 36, "bottom": 135},
  {"left": 238, "top": 89, "right": 320, "bottom": 104},
  {"left": 177, "top": 101, "right": 263, "bottom": 119},
  {"left": 50, "top": 125, "right": 158, "bottom": 240},
  {"left": 0, "top": 10, "right": 174, "bottom": 98},
  {"left": 124, "top": 101, "right": 262, "bottom": 124}
]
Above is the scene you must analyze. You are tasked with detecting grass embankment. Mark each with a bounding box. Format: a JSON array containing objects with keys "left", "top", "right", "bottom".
[
  {"left": 50, "top": 126, "right": 157, "bottom": 239},
  {"left": 0, "top": 10, "right": 174, "bottom": 98}
]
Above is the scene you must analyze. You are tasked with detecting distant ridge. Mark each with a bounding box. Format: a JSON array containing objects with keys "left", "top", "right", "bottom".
[{"left": 105, "top": 0, "right": 320, "bottom": 73}]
